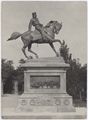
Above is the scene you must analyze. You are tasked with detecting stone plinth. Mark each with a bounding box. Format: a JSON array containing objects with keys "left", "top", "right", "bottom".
[{"left": 17, "top": 57, "right": 75, "bottom": 112}]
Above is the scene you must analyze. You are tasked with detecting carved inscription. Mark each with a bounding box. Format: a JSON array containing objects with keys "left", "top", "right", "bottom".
[
  {"left": 54, "top": 97, "right": 61, "bottom": 105},
  {"left": 64, "top": 99, "right": 70, "bottom": 105},
  {"left": 21, "top": 99, "right": 27, "bottom": 106},
  {"left": 30, "top": 97, "right": 53, "bottom": 106}
]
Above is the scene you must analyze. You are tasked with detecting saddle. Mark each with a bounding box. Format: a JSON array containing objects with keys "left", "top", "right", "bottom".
[{"left": 31, "top": 27, "right": 49, "bottom": 41}]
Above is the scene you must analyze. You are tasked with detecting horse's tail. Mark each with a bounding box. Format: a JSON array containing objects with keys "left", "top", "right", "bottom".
[{"left": 7, "top": 32, "right": 22, "bottom": 41}]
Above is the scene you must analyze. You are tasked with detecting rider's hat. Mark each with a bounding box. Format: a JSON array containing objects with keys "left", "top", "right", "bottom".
[{"left": 32, "top": 12, "right": 36, "bottom": 16}]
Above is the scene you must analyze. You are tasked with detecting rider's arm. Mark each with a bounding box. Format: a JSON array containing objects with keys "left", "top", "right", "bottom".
[
  {"left": 28, "top": 19, "right": 33, "bottom": 31},
  {"left": 36, "top": 18, "right": 43, "bottom": 27}
]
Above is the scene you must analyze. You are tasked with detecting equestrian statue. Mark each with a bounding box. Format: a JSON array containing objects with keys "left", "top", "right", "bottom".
[{"left": 7, "top": 12, "right": 62, "bottom": 59}]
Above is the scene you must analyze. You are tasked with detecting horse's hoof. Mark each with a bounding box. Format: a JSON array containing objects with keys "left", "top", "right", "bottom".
[
  {"left": 56, "top": 53, "right": 59, "bottom": 57},
  {"left": 36, "top": 55, "right": 39, "bottom": 59},
  {"left": 28, "top": 56, "right": 33, "bottom": 59}
]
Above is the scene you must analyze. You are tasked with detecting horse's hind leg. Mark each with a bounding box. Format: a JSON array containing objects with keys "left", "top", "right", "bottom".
[
  {"left": 28, "top": 43, "right": 39, "bottom": 58},
  {"left": 22, "top": 45, "right": 28, "bottom": 58}
]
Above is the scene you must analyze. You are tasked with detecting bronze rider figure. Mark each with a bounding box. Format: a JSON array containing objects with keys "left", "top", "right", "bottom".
[{"left": 28, "top": 12, "right": 44, "bottom": 40}]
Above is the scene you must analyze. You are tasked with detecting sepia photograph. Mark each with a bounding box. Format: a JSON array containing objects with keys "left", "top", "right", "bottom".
[{"left": 1, "top": 1, "right": 87, "bottom": 119}]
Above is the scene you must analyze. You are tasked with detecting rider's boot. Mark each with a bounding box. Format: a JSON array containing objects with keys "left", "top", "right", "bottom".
[{"left": 41, "top": 33, "right": 44, "bottom": 40}]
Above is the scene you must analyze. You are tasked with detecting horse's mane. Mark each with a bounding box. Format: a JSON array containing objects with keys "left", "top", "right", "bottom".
[
  {"left": 49, "top": 21, "right": 54, "bottom": 24},
  {"left": 45, "top": 21, "right": 55, "bottom": 28}
]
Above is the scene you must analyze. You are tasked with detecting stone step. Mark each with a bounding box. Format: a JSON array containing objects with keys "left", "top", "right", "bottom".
[{"left": 2, "top": 108, "right": 86, "bottom": 119}]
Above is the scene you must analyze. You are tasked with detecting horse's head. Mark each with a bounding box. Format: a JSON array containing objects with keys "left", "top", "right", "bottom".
[
  {"left": 53, "top": 21, "right": 62, "bottom": 34},
  {"left": 45, "top": 20, "right": 62, "bottom": 35},
  {"left": 45, "top": 21, "right": 55, "bottom": 28}
]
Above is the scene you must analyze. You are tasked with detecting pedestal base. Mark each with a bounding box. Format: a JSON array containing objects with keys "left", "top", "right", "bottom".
[
  {"left": 17, "top": 93, "right": 75, "bottom": 112},
  {"left": 2, "top": 111, "right": 86, "bottom": 119},
  {"left": 17, "top": 57, "right": 75, "bottom": 113}
]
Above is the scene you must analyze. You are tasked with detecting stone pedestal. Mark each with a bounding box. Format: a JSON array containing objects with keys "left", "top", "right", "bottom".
[{"left": 17, "top": 57, "right": 75, "bottom": 112}]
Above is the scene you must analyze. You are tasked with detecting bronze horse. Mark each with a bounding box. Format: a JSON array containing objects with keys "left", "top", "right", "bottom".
[{"left": 7, "top": 21, "right": 62, "bottom": 59}]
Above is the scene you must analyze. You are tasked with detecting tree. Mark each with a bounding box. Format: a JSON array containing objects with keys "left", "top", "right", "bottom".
[
  {"left": 2, "top": 59, "right": 15, "bottom": 93},
  {"left": 60, "top": 40, "right": 70, "bottom": 63},
  {"left": 1, "top": 58, "right": 25, "bottom": 94},
  {"left": 66, "top": 59, "right": 81, "bottom": 99},
  {"left": 79, "top": 64, "right": 87, "bottom": 100},
  {"left": 13, "top": 59, "right": 26, "bottom": 94},
  {"left": 59, "top": 41, "right": 87, "bottom": 101},
  {"left": 14, "top": 67, "right": 24, "bottom": 94}
]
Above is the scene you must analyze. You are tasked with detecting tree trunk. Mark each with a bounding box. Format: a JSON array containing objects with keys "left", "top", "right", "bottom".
[
  {"left": 1, "top": 81, "right": 3, "bottom": 96},
  {"left": 14, "top": 81, "right": 18, "bottom": 95}
]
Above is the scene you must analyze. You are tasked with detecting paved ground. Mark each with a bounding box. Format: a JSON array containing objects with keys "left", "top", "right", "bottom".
[
  {"left": 1, "top": 116, "right": 87, "bottom": 120},
  {"left": 1, "top": 119, "right": 86, "bottom": 120},
  {"left": 2, "top": 107, "right": 87, "bottom": 119}
]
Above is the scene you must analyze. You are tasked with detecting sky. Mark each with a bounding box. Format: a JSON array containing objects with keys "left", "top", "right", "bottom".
[{"left": 1, "top": 1, "right": 87, "bottom": 67}]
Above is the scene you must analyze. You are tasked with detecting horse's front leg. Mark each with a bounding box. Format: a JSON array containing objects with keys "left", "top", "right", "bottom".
[{"left": 49, "top": 43, "right": 59, "bottom": 57}]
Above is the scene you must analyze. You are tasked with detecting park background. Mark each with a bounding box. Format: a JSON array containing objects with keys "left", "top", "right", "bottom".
[{"left": 1, "top": 1, "right": 87, "bottom": 107}]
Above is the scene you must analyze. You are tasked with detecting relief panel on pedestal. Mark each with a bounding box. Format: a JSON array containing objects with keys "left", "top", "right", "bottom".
[{"left": 30, "top": 76, "right": 60, "bottom": 89}]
